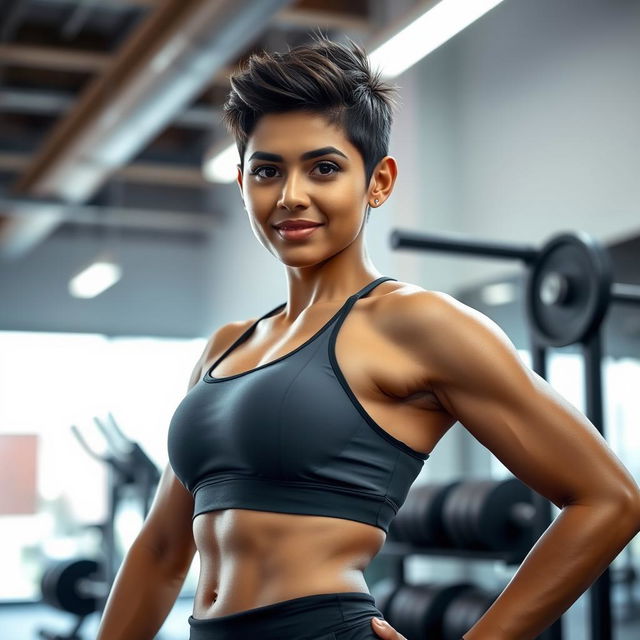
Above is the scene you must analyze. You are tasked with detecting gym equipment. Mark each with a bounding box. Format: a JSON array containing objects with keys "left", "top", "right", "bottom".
[
  {"left": 388, "top": 480, "right": 462, "bottom": 547},
  {"left": 38, "top": 412, "right": 160, "bottom": 640},
  {"left": 389, "top": 478, "right": 535, "bottom": 554},
  {"left": 441, "top": 478, "right": 535, "bottom": 553},
  {"left": 70, "top": 411, "right": 160, "bottom": 589},
  {"left": 38, "top": 558, "right": 107, "bottom": 640},
  {"left": 390, "top": 227, "right": 640, "bottom": 640},
  {"left": 441, "top": 586, "right": 499, "bottom": 640},
  {"left": 373, "top": 579, "right": 499, "bottom": 640},
  {"left": 387, "top": 582, "right": 474, "bottom": 639},
  {"left": 525, "top": 233, "right": 612, "bottom": 347},
  {"left": 40, "top": 558, "right": 107, "bottom": 618}
]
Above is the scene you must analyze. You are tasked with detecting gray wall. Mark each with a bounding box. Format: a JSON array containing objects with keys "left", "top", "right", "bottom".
[
  {"left": 0, "top": 226, "right": 209, "bottom": 338},
  {"left": 414, "top": 0, "right": 640, "bottom": 292}
]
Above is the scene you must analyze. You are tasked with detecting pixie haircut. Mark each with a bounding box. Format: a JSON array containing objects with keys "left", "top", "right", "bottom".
[{"left": 221, "top": 30, "right": 399, "bottom": 222}]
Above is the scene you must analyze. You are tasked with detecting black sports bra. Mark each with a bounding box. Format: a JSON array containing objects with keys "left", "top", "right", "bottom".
[{"left": 167, "top": 276, "right": 429, "bottom": 533}]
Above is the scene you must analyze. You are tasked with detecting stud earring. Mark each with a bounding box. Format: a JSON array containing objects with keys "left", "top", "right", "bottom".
[{"left": 374, "top": 199, "right": 379, "bottom": 205}]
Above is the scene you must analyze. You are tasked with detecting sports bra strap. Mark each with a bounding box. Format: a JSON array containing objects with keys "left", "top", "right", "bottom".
[
  {"left": 213, "top": 276, "right": 396, "bottom": 369},
  {"left": 350, "top": 276, "right": 397, "bottom": 301},
  {"left": 337, "top": 276, "right": 397, "bottom": 318}
]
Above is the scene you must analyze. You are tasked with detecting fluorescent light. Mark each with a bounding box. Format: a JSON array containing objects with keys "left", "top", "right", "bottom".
[
  {"left": 69, "top": 256, "right": 123, "bottom": 299},
  {"left": 369, "top": 0, "right": 505, "bottom": 78},
  {"left": 480, "top": 282, "right": 517, "bottom": 306},
  {"left": 203, "top": 142, "right": 239, "bottom": 183}
]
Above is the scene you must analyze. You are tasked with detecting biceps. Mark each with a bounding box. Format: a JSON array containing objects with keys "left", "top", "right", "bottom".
[{"left": 437, "top": 371, "right": 635, "bottom": 509}]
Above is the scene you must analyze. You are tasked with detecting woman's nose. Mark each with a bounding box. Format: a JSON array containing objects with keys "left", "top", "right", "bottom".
[{"left": 277, "top": 172, "right": 309, "bottom": 210}]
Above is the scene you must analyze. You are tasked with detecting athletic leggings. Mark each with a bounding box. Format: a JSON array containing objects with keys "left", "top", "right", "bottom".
[{"left": 188, "top": 591, "right": 385, "bottom": 640}]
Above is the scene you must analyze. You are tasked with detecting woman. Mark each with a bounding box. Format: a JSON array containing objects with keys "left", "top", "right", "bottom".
[{"left": 96, "top": 33, "right": 640, "bottom": 640}]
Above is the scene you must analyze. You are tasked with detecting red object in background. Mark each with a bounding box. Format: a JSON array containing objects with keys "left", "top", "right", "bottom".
[{"left": 0, "top": 434, "right": 38, "bottom": 515}]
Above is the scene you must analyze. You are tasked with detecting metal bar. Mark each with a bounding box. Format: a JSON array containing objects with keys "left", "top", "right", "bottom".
[
  {"left": 390, "top": 229, "right": 539, "bottom": 264},
  {"left": 611, "top": 282, "right": 640, "bottom": 306},
  {"left": 530, "top": 340, "right": 564, "bottom": 640},
  {"left": 583, "top": 329, "right": 613, "bottom": 640}
]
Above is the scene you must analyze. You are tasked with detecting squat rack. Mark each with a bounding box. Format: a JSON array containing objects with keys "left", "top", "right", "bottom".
[{"left": 390, "top": 227, "right": 640, "bottom": 640}]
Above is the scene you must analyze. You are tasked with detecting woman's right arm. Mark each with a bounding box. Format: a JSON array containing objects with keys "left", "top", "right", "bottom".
[
  {"left": 95, "top": 329, "right": 225, "bottom": 640},
  {"left": 94, "top": 463, "right": 197, "bottom": 640}
]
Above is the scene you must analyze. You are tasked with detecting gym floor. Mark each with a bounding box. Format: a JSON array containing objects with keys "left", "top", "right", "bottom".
[{"left": 1, "top": 582, "right": 639, "bottom": 640}]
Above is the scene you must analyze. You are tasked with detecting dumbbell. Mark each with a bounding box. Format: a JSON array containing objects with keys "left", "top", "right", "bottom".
[
  {"left": 375, "top": 580, "right": 498, "bottom": 640},
  {"left": 388, "top": 480, "right": 462, "bottom": 547},
  {"left": 40, "top": 557, "right": 108, "bottom": 617},
  {"left": 442, "top": 478, "right": 535, "bottom": 552},
  {"left": 441, "top": 586, "right": 499, "bottom": 640}
]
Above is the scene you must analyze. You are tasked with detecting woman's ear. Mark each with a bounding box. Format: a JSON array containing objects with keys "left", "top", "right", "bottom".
[{"left": 368, "top": 156, "right": 398, "bottom": 206}]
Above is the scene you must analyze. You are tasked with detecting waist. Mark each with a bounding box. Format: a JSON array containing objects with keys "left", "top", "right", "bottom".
[{"left": 189, "top": 591, "right": 382, "bottom": 640}]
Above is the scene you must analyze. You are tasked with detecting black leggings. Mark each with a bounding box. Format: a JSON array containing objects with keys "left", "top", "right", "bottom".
[{"left": 188, "top": 591, "right": 385, "bottom": 640}]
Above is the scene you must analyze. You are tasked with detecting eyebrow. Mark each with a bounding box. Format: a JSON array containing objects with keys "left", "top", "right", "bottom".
[{"left": 247, "top": 146, "right": 348, "bottom": 163}]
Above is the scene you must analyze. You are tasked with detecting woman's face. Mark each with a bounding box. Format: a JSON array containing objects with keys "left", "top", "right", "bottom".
[{"left": 237, "top": 110, "right": 380, "bottom": 266}]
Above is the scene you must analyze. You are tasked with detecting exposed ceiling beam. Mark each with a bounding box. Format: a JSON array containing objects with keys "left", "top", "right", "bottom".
[
  {"left": 0, "top": 88, "right": 221, "bottom": 128},
  {"left": 1, "top": 0, "right": 294, "bottom": 259},
  {"left": 275, "top": 7, "right": 370, "bottom": 32},
  {"left": 0, "top": 44, "right": 111, "bottom": 72},
  {"left": 25, "top": 0, "right": 371, "bottom": 31},
  {"left": 0, "top": 196, "right": 212, "bottom": 235},
  {"left": 0, "top": 43, "right": 235, "bottom": 87},
  {"left": 0, "top": 152, "right": 210, "bottom": 187}
]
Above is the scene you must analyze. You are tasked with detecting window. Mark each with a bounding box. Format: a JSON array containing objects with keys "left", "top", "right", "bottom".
[{"left": 0, "top": 331, "right": 206, "bottom": 601}]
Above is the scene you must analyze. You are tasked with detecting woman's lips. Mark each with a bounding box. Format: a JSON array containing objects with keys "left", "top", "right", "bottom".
[{"left": 275, "top": 224, "right": 323, "bottom": 240}]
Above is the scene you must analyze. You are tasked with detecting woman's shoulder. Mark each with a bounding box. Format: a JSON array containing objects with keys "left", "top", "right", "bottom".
[
  {"left": 372, "top": 279, "right": 452, "bottom": 316},
  {"left": 200, "top": 316, "right": 259, "bottom": 371},
  {"left": 371, "top": 280, "right": 472, "bottom": 342}
]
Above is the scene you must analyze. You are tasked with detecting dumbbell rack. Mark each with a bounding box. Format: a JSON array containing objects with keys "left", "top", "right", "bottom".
[
  {"left": 380, "top": 542, "right": 528, "bottom": 583},
  {"left": 375, "top": 540, "right": 528, "bottom": 640},
  {"left": 376, "top": 475, "right": 539, "bottom": 638}
]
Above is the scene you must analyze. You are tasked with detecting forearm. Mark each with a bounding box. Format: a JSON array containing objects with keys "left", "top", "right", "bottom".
[
  {"left": 96, "top": 538, "right": 189, "bottom": 640},
  {"left": 463, "top": 499, "right": 640, "bottom": 640}
]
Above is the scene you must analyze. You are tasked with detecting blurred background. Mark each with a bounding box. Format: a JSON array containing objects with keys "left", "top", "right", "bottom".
[{"left": 0, "top": 0, "right": 639, "bottom": 638}]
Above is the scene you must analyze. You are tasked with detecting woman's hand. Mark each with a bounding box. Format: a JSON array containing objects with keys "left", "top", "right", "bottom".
[{"left": 370, "top": 617, "right": 407, "bottom": 639}]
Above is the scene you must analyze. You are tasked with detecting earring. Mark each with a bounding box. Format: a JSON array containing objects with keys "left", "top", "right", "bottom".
[{"left": 374, "top": 199, "right": 379, "bottom": 206}]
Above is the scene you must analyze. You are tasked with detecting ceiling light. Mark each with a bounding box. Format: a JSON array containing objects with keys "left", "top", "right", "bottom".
[
  {"left": 69, "top": 254, "right": 123, "bottom": 299},
  {"left": 202, "top": 142, "right": 238, "bottom": 184},
  {"left": 369, "top": 0, "right": 506, "bottom": 78}
]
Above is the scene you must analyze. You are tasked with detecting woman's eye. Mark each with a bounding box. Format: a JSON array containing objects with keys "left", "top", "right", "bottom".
[
  {"left": 314, "top": 162, "right": 340, "bottom": 175},
  {"left": 251, "top": 166, "right": 279, "bottom": 179},
  {"left": 250, "top": 162, "right": 339, "bottom": 180}
]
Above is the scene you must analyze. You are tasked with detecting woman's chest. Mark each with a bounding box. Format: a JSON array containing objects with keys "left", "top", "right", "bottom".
[{"left": 202, "top": 299, "right": 450, "bottom": 458}]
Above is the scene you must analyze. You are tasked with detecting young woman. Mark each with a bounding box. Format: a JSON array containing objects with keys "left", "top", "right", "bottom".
[{"left": 96, "top": 33, "right": 640, "bottom": 640}]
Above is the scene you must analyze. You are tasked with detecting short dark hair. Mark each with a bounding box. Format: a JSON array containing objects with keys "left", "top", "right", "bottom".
[{"left": 221, "top": 30, "right": 399, "bottom": 222}]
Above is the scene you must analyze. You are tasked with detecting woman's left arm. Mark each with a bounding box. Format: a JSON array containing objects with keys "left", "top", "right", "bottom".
[{"left": 373, "top": 290, "right": 640, "bottom": 640}]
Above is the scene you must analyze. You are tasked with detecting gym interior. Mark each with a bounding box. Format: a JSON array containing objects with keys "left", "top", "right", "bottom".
[{"left": 1, "top": 1, "right": 639, "bottom": 639}]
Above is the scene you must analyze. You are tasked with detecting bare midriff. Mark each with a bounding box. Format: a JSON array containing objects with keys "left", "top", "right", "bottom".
[{"left": 191, "top": 507, "right": 386, "bottom": 619}]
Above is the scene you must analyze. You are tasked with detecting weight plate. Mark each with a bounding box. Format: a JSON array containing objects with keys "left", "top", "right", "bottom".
[
  {"left": 464, "top": 480, "right": 496, "bottom": 550},
  {"left": 419, "top": 480, "right": 463, "bottom": 548},
  {"left": 525, "top": 232, "right": 612, "bottom": 346},
  {"left": 442, "top": 587, "right": 498, "bottom": 640},
  {"left": 442, "top": 482, "right": 472, "bottom": 548},
  {"left": 405, "top": 484, "right": 440, "bottom": 545},
  {"left": 477, "top": 478, "right": 534, "bottom": 552},
  {"left": 42, "top": 558, "right": 102, "bottom": 616}
]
